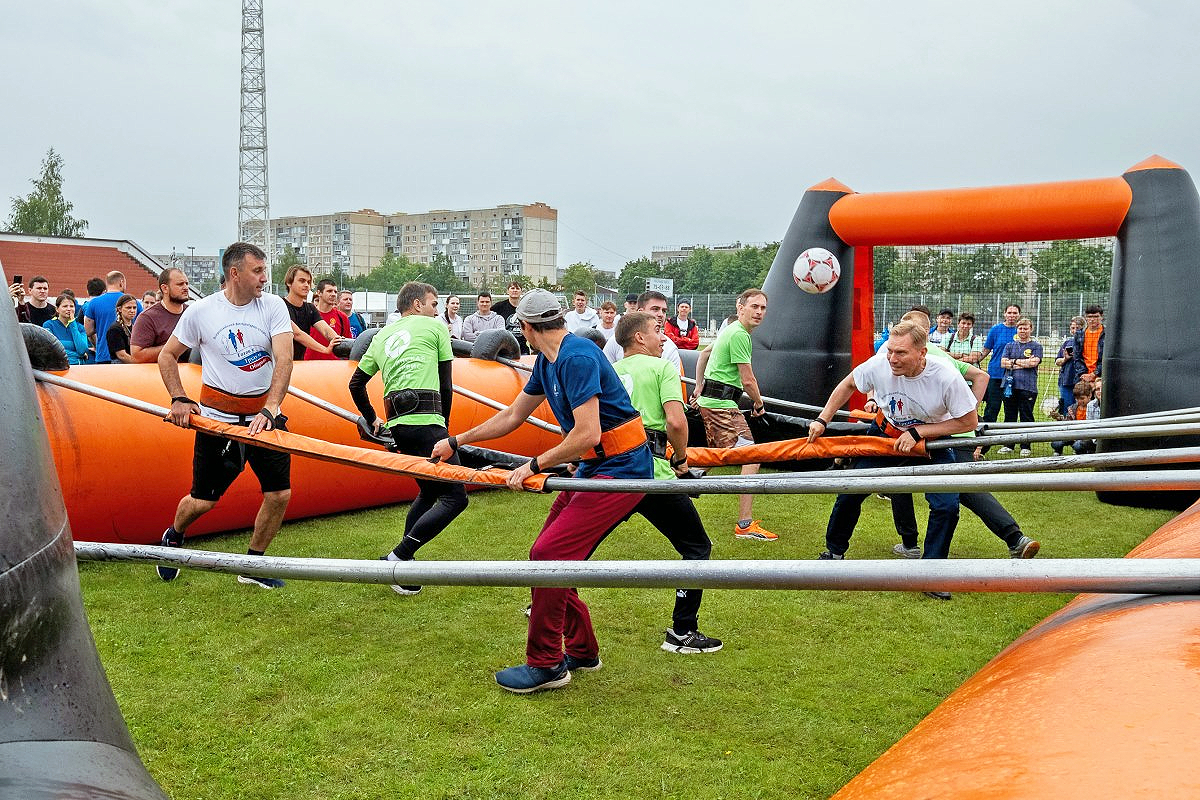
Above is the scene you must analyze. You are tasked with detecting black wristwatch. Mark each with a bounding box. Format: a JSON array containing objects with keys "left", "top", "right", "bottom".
[
  {"left": 906, "top": 428, "right": 923, "bottom": 442},
  {"left": 669, "top": 453, "right": 688, "bottom": 468},
  {"left": 171, "top": 396, "right": 195, "bottom": 405},
  {"left": 528, "top": 456, "right": 542, "bottom": 474}
]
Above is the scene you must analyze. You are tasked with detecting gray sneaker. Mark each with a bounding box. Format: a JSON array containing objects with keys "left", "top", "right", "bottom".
[
  {"left": 892, "top": 542, "right": 921, "bottom": 559},
  {"left": 1009, "top": 535, "right": 1040, "bottom": 559}
]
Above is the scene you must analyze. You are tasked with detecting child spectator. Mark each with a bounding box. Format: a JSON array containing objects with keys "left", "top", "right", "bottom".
[{"left": 1052, "top": 381, "right": 1096, "bottom": 455}]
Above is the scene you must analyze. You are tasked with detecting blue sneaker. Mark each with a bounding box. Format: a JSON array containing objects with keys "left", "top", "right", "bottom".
[
  {"left": 237, "top": 575, "right": 286, "bottom": 589},
  {"left": 564, "top": 654, "right": 602, "bottom": 672},
  {"left": 155, "top": 527, "right": 183, "bottom": 582},
  {"left": 495, "top": 661, "right": 571, "bottom": 694}
]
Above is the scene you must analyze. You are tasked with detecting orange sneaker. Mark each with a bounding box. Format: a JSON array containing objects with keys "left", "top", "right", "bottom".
[{"left": 734, "top": 520, "right": 778, "bottom": 541}]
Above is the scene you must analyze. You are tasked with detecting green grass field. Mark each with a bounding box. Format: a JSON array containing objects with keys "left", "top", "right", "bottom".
[{"left": 78, "top": 482, "right": 1173, "bottom": 799}]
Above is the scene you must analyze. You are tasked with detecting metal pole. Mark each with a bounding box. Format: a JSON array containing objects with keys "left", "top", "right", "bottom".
[
  {"left": 984, "top": 406, "right": 1200, "bottom": 430},
  {"left": 765, "top": 445, "right": 1200, "bottom": 480},
  {"left": 542, "top": 469, "right": 1200, "bottom": 495},
  {"left": 936, "top": 422, "right": 1200, "bottom": 450},
  {"left": 679, "top": 375, "right": 852, "bottom": 418},
  {"left": 73, "top": 544, "right": 1200, "bottom": 595},
  {"left": 35, "top": 369, "right": 168, "bottom": 416}
]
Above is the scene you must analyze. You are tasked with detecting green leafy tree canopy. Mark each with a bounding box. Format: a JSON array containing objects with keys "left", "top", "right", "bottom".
[
  {"left": 7, "top": 147, "right": 88, "bottom": 237},
  {"left": 561, "top": 262, "right": 598, "bottom": 296}
]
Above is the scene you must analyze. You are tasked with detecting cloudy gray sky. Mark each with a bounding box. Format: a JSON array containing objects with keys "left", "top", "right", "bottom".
[{"left": 4, "top": 1, "right": 1197, "bottom": 271}]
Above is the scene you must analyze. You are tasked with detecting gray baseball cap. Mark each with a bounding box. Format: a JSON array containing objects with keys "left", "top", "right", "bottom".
[{"left": 514, "top": 289, "right": 564, "bottom": 322}]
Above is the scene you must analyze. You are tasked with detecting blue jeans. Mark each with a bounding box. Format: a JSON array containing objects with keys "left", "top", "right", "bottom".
[{"left": 825, "top": 439, "right": 960, "bottom": 559}]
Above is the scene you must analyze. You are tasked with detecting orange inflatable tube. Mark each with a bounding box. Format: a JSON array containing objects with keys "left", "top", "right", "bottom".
[
  {"left": 828, "top": 177, "right": 1132, "bottom": 246},
  {"left": 38, "top": 359, "right": 561, "bottom": 544},
  {"left": 833, "top": 502, "right": 1200, "bottom": 799}
]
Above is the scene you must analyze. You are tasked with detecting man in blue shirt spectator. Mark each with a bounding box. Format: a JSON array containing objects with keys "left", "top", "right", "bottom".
[
  {"left": 84, "top": 270, "right": 142, "bottom": 362},
  {"left": 978, "top": 303, "right": 1021, "bottom": 436}
]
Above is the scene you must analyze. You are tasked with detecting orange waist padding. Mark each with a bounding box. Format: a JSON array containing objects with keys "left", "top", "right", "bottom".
[
  {"left": 582, "top": 415, "right": 647, "bottom": 461},
  {"left": 199, "top": 384, "right": 269, "bottom": 416},
  {"left": 188, "top": 416, "right": 548, "bottom": 492},
  {"left": 683, "top": 434, "right": 927, "bottom": 467}
]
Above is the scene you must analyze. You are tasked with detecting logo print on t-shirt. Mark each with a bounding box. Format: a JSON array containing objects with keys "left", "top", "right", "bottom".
[{"left": 219, "top": 324, "right": 272, "bottom": 372}]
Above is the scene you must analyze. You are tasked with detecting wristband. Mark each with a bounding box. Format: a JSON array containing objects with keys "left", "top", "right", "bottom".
[
  {"left": 906, "top": 428, "right": 923, "bottom": 442},
  {"left": 447, "top": 436, "right": 458, "bottom": 452},
  {"left": 814, "top": 417, "right": 830, "bottom": 428},
  {"left": 670, "top": 453, "right": 688, "bottom": 468},
  {"left": 528, "top": 457, "right": 542, "bottom": 474},
  {"left": 171, "top": 396, "right": 196, "bottom": 405},
  {"left": 752, "top": 403, "right": 765, "bottom": 412}
]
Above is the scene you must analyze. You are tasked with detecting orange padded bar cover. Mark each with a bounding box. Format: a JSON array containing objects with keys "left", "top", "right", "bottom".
[
  {"left": 684, "top": 434, "right": 926, "bottom": 467},
  {"left": 189, "top": 416, "right": 549, "bottom": 492},
  {"left": 828, "top": 177, "right": 1132, "bottom": 246}
]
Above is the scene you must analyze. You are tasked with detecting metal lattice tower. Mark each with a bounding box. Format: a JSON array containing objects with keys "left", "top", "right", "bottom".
[{"left": 238, "top": 0, "right": 270, "bottom": 280}]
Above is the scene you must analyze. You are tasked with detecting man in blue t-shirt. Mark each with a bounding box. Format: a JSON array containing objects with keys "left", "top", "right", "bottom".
[
  {"left": 84, "top": 270, "right": 142, "bottom": 362},
  {"left": 978, "top": 303, "right": 1021, "bottom": 428},
  {"left": 432, "top": 289, "right": 652, "bottom": 695}
]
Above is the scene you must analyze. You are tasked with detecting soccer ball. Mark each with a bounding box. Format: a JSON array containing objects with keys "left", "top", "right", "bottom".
[{"left": 793, "top": 247, "right": 841, "bottom": 294}]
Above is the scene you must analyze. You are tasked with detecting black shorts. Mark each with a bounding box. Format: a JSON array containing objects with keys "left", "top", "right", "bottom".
[{"left": 190, "top": 420, "right": 291, "bottom": 502}]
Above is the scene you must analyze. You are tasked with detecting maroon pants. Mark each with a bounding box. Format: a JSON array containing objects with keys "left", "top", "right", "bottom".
[{"left": 526, "top": 483, "right": 645, "bottom": 668}]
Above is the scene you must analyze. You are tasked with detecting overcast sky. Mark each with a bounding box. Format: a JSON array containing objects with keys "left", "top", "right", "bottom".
[{"left": 4, "top": 1, "right": 1198, "bottom": 271}]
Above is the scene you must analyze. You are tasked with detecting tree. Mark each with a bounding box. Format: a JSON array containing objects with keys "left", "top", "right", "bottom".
[
  {"left": 561, "top": 262, "right": 598, "bottom": 296},
  {"left": 361, "top": 252, "right": 422, "bottom": 292},
  {"left": 277, "top": 245, "right": 303, "bottom": 270},
  {"left": 1030, "top": 240, "right": 1113, "bottom": 293},
  {"left": 7, "top": 148, "right": 88, "bottom": 237},
  {"left": 416, "top": 253, "right": 468, "bottom": 294},
  {"left": 617, "top": 257, "right": 659, "bottom": 296}
]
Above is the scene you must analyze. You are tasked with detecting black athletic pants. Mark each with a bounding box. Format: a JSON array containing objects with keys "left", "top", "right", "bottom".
[
  {"left": 621, "top": 493, "right": 712, "bottom": 633},
  {"left": 389, "top": 423, "right": 469, "bottom": 560}
]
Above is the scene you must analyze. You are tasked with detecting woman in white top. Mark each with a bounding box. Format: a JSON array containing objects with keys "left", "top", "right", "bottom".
[{"left": 442, "top": 294, "right": 464, "bottom": 339}]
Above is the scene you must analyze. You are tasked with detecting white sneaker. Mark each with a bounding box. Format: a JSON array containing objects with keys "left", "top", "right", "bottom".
[
  {"left": 1019, "top": 448, "right": 1032, "bottom": 458},
  {"left": 892, "top": 542, "right": 921, "bottom": 559},
  {"left": 997, "top": 446, "right": 1014, "bottom": 455}
]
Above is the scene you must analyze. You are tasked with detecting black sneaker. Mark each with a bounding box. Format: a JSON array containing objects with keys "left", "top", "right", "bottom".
[
  {"left": 661, "top": 629, "right": 723, "bottom": 654},
  {"left": 155, "top": 527, "right": 183, "bottom": 582},
  {"left": 818, "top": 550, "right": 845, "bottom": 560},
  {"left": 237, "top": 575, "right": 285, "bottom": 589},
  {"left": 564, "top": 653, "right": 603, "bottom": 672},
  {"left": 922, "top": 591, "right": 952, "bottom": 601}
]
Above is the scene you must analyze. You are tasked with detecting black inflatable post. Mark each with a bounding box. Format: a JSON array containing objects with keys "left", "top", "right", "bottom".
[
  {"left": 752, "top": 179, "right": 855, "bottom": 406},
  {"left": 0, "top": 274, "right": 168, "bottom": 797},
  {"left": 1098, "top": 156, "right": 1200, "bottom": 509}
]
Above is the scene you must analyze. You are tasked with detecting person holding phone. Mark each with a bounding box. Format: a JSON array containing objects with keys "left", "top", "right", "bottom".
[{"left": 1054, "top": 316, "right": 1085, "bottom": 415}]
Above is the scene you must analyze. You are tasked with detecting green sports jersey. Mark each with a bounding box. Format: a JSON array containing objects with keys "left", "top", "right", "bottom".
[
  {"left": 614, "top": 353, "right": 684, "bottom": 480},
  {"left": 697, "top": 321, "right": 752, "bottom": 410},
  {"left": 359, "top": 314, "right": 453, "bottom": 427}
]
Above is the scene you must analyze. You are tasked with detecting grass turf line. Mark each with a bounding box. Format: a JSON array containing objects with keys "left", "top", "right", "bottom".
[{"left": 79, "top": 486, "right": 1173, "bottom": 799}]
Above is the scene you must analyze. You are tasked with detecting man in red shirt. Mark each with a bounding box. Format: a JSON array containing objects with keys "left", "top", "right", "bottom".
[{"left": 305, "top": 279, "right": 352, "bottom": 360}]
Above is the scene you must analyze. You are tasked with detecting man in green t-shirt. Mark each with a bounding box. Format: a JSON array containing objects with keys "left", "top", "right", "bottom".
[
  {"left": 348, "top": 281, "right": 468, "bottom": 595},
  {"left": 693, "top": 288, "right": 775, "bottom": 541},
  {"left": 614, "top": 312, "right": 721, "bottom": 653}
]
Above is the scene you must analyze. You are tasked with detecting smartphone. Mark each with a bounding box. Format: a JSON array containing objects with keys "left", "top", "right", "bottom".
[{"left": 13, "top": 275, "right": 22, "bottom": 285}]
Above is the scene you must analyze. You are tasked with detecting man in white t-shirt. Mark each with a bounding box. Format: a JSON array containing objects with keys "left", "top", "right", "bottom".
[
  {"left": 807, "top": 320, "right": 977, "bottom": 583},
  {"left": 603, "top": 290, "right": 680, "bottom": 369},
  {"left": 154, "top": 242, "right": 296, "bottom": 589}
]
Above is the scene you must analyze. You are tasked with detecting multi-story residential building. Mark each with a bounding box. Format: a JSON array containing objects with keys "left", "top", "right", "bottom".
[
  {"left": 271, "top": 209, "right": 388, "bottom": 277},
  {"left": 268, "top": 202, "right": 557, "bottom": 287}
]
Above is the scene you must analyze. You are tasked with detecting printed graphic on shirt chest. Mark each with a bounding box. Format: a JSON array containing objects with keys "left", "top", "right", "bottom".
[
  {"left": 879, "top": 392, "right": 934, "bottom": 429},
  {"left": 215, "top": 322, "right": 273, "bottom": 372}
]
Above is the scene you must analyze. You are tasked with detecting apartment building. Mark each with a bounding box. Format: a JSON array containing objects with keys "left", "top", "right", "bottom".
[{"left": 269, "top": 202, "right": 557, "bottom": 286}]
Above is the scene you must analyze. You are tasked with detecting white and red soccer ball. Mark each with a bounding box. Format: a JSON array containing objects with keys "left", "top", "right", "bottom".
[{"left": 793, "top": 247, "right": 841, "bottom": 294}]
